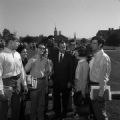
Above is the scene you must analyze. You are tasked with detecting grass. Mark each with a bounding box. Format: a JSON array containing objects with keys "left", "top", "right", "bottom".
[
  {"left": 106, "top": 50, "right": 120, "bottom": 91},
  {"left": 105, "top": 50, "right": 120, "bottom": 120}
]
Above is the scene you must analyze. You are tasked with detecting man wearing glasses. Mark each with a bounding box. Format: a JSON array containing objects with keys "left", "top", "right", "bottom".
[{"left": 25, "top": 43, "right": 50, "bottom": 120}]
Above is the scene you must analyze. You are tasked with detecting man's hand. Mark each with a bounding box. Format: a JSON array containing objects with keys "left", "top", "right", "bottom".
[{"left": 1, "top": 87, "right": 13, "bottom": 101}]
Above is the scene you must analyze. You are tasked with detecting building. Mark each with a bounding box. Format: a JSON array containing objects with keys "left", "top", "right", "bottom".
[
  {"left": 53, "top": 27, "right": 81, "bottom": 50},
  {"left": 97, "top": 27, "right": 120, "bottom": 41},
  {"left": 53, "top": 27, "right": 68, "bottom": 43}
]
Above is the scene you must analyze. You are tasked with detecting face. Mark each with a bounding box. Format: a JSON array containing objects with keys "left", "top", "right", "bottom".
[
  {"left": 37, "top": 44, "right": 45, "bottom": 56},
  {"left": 91, "top": 39, "right": 100, "bottom": 53},
  {"left": 49, "top": 38, "right": 54, "bottom": 43},
  {"left": 21, "top": 49, "right": 27, "bottom": 59},
  {"left": 53, "top": 41, "right": 58, "bottom": 48},
  {"left": 73, "top": 50, "right": 79, "bottom": 58},
  {"left": 44, "top": 49, "right": 48, "bottom": 58},
  {"left": 11, "top": 40, "right": 20, "bottom": 50},
  {"left": 59, "top": 42, "right": 66, "bottom": 53},
  {"left": 48, "top": 38, "right": 54, "bottom": 46}
]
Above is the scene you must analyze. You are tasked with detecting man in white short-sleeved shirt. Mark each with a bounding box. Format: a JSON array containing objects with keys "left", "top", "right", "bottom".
[{"left": 0, "top": 34, "right": 27, "bottom": 120}]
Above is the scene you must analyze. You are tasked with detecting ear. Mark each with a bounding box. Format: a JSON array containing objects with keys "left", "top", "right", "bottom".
[
  {"left": 99, "top": 43, "right": 102, "bottom": 49},
  {"left": 8, "top": 40, "right": 12, "bottom": 45}
]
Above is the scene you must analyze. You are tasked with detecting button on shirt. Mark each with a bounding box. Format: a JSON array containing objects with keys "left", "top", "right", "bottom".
[
  {"left": 0, "top": 48, "right": 26, "bottom": 92},
  {"left": 89, "top": 49, "right": 111, "bottom": 96}
]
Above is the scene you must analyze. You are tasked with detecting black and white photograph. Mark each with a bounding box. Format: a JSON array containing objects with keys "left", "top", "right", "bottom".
[{"left": 0, "top": 0, "right": 120, "bottom": 120}]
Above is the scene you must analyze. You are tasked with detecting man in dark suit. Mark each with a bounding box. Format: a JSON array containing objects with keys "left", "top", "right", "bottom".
[{"left": 52, "top": 41, "right": 73, "bottom": 120}]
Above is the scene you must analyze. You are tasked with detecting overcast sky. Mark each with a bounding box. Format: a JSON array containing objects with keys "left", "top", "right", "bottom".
[{"left": 0, "top": 0, "right": 120, "bottom": 38}]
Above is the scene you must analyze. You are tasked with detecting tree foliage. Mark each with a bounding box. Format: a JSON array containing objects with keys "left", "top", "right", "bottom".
[
  {"left": 21, "top": 35, "right": 44, "bottom": 44},
  {"left": 105, "top": 33, "right": 120, "bottom": 46}
]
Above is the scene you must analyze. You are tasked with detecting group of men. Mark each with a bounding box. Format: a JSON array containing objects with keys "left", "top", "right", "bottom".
[{"left": 0, "top": 34, "right": 111, "bottom": 120}]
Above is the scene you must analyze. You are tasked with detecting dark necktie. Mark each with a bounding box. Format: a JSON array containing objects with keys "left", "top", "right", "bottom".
[{"left": 60, "top": 53, "right": 63, "bottom": 62}]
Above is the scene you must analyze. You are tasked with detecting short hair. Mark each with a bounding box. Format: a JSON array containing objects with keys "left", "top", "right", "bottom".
[
  {"left": 58, "top": 40, "right": 66, "bottom": 47},
  {"left": 44, "top": 48, "right": 48, "bottom": 55},
  {"left": 91, "top": 36, "right": 105, "bottom": 48},
  {"left": 47, "top": 35, "right": 54, "bottom": 40},
  {"left": 36, "top": 42, "right": 46, "bottom": 48},
  {"left": 36, "top": 43, "right": 46, "bottom": 55},
  {"left": 77, "top": 45, "right": 88, "bottom": 57},
  {"left": 4, "top": 33, "right": 19, "bottom": 45}
]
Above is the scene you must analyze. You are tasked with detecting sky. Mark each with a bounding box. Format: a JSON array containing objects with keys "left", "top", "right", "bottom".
[{"left": 0, "top": 0, "right": 120, "bottom": 38}]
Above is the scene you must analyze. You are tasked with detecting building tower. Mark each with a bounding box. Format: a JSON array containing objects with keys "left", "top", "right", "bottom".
[
  {"left": 74, "top": 32, "right": 77, "bottom": 47},
  {"left": 54, "top": 26, "right": 57, "bottom": 37}
]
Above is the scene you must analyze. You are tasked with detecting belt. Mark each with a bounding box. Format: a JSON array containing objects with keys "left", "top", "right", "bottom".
[
  {"left": 3, "top": 74, "right": 21, "bottom": 81},
  {"left": 36, "top": 76, "right": 46, "bottom": 81},
  {"left": 27, "top": 76, "right": 46, "bottom": 91},
  {"left": 89, "top": 81, "right": 99, "bottom": 86},
  {"left": 3, "top": 74, "right": 21, "bottom": 90}
]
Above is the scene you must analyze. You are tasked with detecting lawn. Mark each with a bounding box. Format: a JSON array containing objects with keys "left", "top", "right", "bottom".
[
  {"left": 104, "top": 50, "right": 120, "bottom": 120},
  {"left": 106, "top": 50, "right": 120, "bottom": 91}
]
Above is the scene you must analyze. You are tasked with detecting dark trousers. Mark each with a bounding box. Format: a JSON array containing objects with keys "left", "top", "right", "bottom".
[
  {"left": 0, "top": 100, "right": 8, "bottom": 120},
  {"left": 30, "top": 81, "right": 46, "bottom": 120},
  {"left": 91, "top": 100, "right": 108, "bottom": 120},
  {"left": 45, "top": 92, "right": 49, "bottom": 112},
  {"left": 19, "top": 99, "right": 26, "bottom": 120},
  {"left": 11, "top": 92, "right": 21, "bottom": 120},
  {"left": 0, "top": 92, "right": 21, "bottom": 120},
  {"left": 53, "top": 86, "right": 71, "bottom": 118}
]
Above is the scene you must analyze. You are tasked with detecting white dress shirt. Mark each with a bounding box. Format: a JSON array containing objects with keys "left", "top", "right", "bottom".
[
  {"left": 89, "top": 49, "right": 111, "bottom": 96},
  {"left": 0, "top": 47, "right": 26, "bottom": 94},
  {"left": 75, "top": 58, "right": 89, "bottom": 94}
]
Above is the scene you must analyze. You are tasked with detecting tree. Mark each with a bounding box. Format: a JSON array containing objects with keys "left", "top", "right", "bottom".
[
  {"left": 21, "top": 36, "right": 34, "bottom": 44},
  {"left": 105, "top": 33, "right": 120, "bottom": 46}
]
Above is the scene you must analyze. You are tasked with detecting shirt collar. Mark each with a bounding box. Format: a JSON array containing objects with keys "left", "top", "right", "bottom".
[
  {"left": 4, "top": 47, "right": 16, "bottom": 53},
  {"left": 94, "top": 49, "right": 103, "bottom": 58},
  {"left": 79, "top": 57, "right": 86, "bottom": 62}
]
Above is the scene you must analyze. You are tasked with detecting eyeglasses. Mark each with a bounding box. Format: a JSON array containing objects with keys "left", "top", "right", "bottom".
[{"left": 38, "top": 46, "right": 45, "bottom": 50}]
